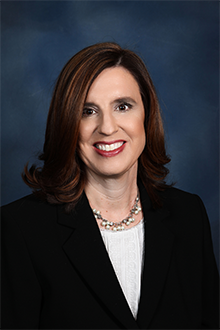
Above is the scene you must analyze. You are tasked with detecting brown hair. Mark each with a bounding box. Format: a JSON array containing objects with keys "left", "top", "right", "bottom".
[{"left": 22, "top": 42, "right": 171, "bottom": 211}]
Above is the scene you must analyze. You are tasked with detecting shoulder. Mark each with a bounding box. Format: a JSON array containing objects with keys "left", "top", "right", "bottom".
[
  {"left": 156, "top": 187, "right": 209, "bottom": 234},
  {"left": 160, "top": 186, "right": 205, "bottom": 212},
  {"left": 2, "top": 194, "right": 55, "bottom": 215},
  {"left": 1, "top": 194, "right": 58, "bottom": 230},
  {"left": 160, "top": 186, "right": 196, "bottom": 199},
  {"left": 2, "top": 194, "right": 44, "bottom": 210}
]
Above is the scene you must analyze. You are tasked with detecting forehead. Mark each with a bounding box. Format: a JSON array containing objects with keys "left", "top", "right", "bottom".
[{"left": 86, "top": 67, "right": 141, "bottom": 101}]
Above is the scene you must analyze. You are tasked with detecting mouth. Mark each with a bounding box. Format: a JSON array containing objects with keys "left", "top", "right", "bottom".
[
  {"left": 93, "top": 140, "right": 126, "bottom": 157},
  {"left": 94, "top": 141, "right": 125, "bottom": 151}
]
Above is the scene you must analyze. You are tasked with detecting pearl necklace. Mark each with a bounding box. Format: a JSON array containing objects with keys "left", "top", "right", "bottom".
[{"left": 92, "top": 194, "right": 141, "bottom": 231}]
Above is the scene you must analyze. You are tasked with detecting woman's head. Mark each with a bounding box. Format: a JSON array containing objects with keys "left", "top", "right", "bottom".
[
  {"left": 79, "top": 66, "right": 146, "bottom": 180},
  {"left": 23, "top": 42, "right": 171, "bottom": 210}
]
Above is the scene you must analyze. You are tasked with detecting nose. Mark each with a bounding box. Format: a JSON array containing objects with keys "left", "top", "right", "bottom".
[{"left": 98, "top": 111, "right": 118, "bottom": 136}]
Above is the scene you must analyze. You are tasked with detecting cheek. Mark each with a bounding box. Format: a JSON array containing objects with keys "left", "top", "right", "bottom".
[
  {"left": 132, "top": 118, "right": 146, "bottom": 152},
  {"left": 127, "top": 116, "right": 145, "bottom": 138},
  {"left": 79, "top": 123, "right": 91, "bottom": 145}
]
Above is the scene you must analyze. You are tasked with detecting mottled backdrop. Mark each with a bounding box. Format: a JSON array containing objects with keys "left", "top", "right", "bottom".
[{"left": 1, "top": 1, "right": 219, "bottom": 266}]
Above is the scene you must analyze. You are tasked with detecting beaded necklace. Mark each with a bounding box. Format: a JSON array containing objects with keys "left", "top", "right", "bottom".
[{"left": 92, "top": 194, "right": 141, "bottom": 231}]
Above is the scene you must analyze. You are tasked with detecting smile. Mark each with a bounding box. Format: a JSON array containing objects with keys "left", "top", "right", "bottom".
[
  {"left": 95, "top": 142, "right": 124, "bottom": 151},
  {"left": 93, "top": 141, "right": 126, "bottom": 157}
]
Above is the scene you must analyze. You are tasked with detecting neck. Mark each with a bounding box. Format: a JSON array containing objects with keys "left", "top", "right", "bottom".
[{"left": 84, "top": 163, "right": 139, "bottom": 222}]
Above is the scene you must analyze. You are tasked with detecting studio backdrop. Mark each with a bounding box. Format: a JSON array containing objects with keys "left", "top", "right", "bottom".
[{"left": 1, "top": 1, "right": 219, "bottom": 267}]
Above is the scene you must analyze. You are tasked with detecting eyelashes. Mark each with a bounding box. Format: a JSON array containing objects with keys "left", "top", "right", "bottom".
[
  {"left": 82, "top": 102, "right": 133, "bottom": 117},
  {"left": 116, "top": 102, "right": 133, "bottom": 112},
  {"left": 82, "top": 108, "right": 96, "bottom": 117}
]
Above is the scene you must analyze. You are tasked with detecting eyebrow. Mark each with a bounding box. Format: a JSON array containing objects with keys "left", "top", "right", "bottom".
[
  {"left": 111, "top": 97, "right": 137, "bottom": 106},
  {"left": 84, "top": 97, "right": 137, "bottom": 108}
]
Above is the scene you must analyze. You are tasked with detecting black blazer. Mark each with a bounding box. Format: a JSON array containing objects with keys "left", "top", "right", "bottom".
[{"left": 1, "top": 180, "right": 219, "bottom": 329}]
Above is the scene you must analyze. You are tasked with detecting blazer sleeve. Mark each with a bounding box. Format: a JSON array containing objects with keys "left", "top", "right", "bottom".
[
  {"left": 1, "top": 207, "right": 42, "bottom": 329},
  {"left": 196, "top": 196, "right": 219, "bottom": 329}
]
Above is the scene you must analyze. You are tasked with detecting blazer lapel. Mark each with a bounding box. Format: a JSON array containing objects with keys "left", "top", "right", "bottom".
[
  {"left": 57, "top": 193, "right": 139, "bottom": 329},
  {"left": 137, "top": 181, "right": 174, "bottom": 329}
]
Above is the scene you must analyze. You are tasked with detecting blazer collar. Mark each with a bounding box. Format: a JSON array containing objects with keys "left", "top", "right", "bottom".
[
  {"left": 57, "top": 180, "right": 174, "bottom": 329},
  {"left": 137, "top": 179, "right": 174, "bottom": 328},
  {"left": 57, "top": 192, "right": 139, "bottom": 329}
]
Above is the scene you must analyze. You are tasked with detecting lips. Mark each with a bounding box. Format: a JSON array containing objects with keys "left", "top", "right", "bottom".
[{"left": 93, "top": 140, "right": 126, "bottom": 157}]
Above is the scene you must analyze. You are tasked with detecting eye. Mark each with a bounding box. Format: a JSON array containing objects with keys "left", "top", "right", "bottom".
[
  {"left": 82, "top": 108, "right": 96, "bottom": 117},
  {"left": 116, "top": 103, "right": 132, "bottom": 112}
]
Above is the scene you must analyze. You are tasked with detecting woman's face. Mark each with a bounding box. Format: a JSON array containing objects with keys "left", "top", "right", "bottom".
[{"left": 79, "top": 66, "right": 146, "bottom": 179}]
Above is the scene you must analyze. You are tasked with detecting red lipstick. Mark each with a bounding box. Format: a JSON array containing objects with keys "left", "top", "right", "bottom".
[{"left": 93, "top": 140, "right": 126, "bottom": 157}]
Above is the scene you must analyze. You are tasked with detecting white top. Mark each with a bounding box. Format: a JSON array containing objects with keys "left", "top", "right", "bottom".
[{"left": 100, "top": 220, "right": 144, "bottom": 318}]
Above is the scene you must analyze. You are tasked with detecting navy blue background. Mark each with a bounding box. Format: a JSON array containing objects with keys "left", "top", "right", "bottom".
[{"left": 1, "top": 1, "right": 219, "bottom": 267}]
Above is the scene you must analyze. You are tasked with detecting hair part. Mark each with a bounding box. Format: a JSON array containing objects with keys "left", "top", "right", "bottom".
[{"left": 22, "top": 42, "right": 172, "bottom": 212}]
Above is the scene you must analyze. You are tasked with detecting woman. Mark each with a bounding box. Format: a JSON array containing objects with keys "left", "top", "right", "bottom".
[{"left": 2, "top": 42, "right": 219, "bottom": 329}]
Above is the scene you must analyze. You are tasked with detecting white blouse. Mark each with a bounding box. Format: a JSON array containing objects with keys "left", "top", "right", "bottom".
[{"left": 100, "top": 219, "right": 144, "bottom": 318}]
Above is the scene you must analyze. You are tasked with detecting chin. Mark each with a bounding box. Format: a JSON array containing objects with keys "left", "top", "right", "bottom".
[
  {"left": 96, "top": 171, "right": 127, "bottom": 180},
  {"left": 91, "top": 161, "right": 138, "bottom": 179}
]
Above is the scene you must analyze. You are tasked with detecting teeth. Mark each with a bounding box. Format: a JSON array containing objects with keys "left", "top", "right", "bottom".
[{"left": 96, "top": 142, "right": 124, "bottom": 151}]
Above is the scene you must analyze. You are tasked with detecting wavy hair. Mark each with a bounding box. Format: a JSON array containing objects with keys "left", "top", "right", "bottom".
[{"left": 22, "top": 42, "right": 171, "bottom": 211}]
